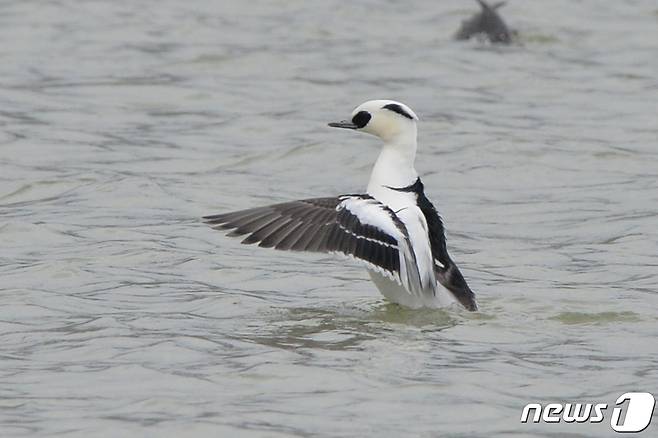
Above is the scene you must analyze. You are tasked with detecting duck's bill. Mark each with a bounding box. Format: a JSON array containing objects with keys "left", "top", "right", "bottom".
[{"left": 328, "top": 120, "right": 358, "bottom": 129}]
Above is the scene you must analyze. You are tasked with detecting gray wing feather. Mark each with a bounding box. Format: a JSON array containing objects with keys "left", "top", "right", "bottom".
[{"left": 203, "top": 196, "right": 423, "bottom": 290}]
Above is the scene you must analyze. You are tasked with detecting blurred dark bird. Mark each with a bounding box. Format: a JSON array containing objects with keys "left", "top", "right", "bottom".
[{"left": 455, "top": 0, "right": 513, "bottom": 44}]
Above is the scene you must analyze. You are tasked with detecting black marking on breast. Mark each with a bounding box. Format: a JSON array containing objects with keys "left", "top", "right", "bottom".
[{"left": 385, "top": 178, "right": 423, "bottom": 195}]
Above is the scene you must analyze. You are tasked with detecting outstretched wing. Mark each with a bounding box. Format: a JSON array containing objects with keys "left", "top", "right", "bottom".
[{"left": 203, "top": 195, "right": 427, "bottom": 296}]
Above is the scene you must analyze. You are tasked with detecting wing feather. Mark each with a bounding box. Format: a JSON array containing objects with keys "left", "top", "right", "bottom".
[{"left": 203, "top": 195, "right": 424, "bottom": 291}]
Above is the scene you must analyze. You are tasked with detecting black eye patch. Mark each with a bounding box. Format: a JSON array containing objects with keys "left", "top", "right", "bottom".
[
  {"left": 351, "top": 111, "right": 371, "bottom": 128},
  {"left": 382, "top": 103, "right": 414, "bottom": 120}
]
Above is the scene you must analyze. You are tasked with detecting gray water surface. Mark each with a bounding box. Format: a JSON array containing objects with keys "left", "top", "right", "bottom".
[{"left": 1, "top": 1, "right": 657, "bottom": 437}]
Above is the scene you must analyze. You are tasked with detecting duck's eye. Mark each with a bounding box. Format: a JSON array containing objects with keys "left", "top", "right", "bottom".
[{"left": 351, "top": 111, "right": 371, "bottom": 128}]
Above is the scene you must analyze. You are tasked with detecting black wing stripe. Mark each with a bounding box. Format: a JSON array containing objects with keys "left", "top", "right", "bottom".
[
  {"left": 336, "top": 207, "right": 397, "bottom": 248},
  {"left": 369, "top": 241, "right": 382, "bottom": 268},
  {"left": 384, "top": 244, "right": 395, "bottom": 273},
  {"left": 320, "top": 225, "right": 336, "bottom": 252},
  {"left": 334, "top": 223, "right": 349, "bottom": 247},
  {"left": 355, "top": 237, "right": 367, "bottom": 261}
]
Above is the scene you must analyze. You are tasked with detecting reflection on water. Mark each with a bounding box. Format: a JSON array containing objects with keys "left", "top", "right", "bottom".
[
  {"left": 549, "top": 311, "right": 642, "bottom": 325},
  {"left": 243, "top": 304, "right": 459, "bottom": 351},
  {"left": 1, "top": 0, "right": 658, "bottom": 437}
]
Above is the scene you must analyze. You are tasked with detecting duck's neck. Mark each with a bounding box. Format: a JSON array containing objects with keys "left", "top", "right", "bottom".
[{"left": 367, "top": 129, "right": 419, "bottom": 193}]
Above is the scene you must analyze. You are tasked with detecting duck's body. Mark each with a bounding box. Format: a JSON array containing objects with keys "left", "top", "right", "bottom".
[{"left": 204, "top": 100, "right": 477, "bottom": 311}]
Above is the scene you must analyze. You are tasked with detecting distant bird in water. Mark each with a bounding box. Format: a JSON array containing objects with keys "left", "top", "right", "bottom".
[
  {"left": 455, "top": 0, "right": 513, "bottom": 44},
  {"left": 203, "top": 100, "right": 478, "bottom": 311}
]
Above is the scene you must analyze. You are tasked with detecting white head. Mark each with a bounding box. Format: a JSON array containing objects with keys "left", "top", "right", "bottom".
[{"left": 329, "top": 99, "right": 419, "bottom": 143}]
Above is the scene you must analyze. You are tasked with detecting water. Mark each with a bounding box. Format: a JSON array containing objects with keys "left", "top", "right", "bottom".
[{"left": 1, "top": 1, "right": 657, "bottom": 436}]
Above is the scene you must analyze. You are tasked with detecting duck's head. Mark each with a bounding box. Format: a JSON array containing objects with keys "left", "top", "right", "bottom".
[{"left": 329, "top": 100, "right": 418, "bottom": 143}]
